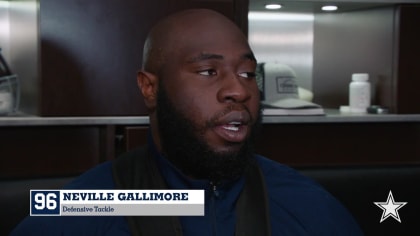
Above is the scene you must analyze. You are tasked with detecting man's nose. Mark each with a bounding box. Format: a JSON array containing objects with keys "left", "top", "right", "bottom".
[{"left": 217, "top": 73, "right": 251, "bottom": 103}]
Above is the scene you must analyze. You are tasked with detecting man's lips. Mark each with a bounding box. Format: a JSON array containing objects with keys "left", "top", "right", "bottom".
[{"left": 212, "top": 111, "right": 250, "bottom": 143}]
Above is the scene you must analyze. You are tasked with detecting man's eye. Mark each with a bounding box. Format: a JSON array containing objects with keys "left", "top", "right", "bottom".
[
  {"left": 238, "top": 72, "right": 256, "bottom": 79},
  {"left": 198, "top": 69, "right": 217, "bottom": 76}
]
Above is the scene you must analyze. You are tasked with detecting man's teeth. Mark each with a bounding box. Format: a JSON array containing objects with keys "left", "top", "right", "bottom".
[
  {"left": 223, "top": 126, "right": 239, "bottom": 131},
  {"left": 223, "top": 122, "right": 241, "bottom": 131}
]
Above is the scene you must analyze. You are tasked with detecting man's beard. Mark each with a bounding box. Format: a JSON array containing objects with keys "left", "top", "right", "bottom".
[{"left": 156, "top": 84, "right": 262, "bottom": 182}]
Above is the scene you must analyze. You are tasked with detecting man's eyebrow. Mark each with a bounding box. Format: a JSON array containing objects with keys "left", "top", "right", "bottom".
[
  {"left": 242, "top": 52, "right": 257, "bottom": 62},
  {"left": 187, "top": 53, "right": 224, "bottom": 63}
]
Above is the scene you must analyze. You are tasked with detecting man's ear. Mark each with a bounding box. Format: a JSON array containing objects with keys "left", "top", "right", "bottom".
[{"left": 137, "top": 70, "right": 158, "bottom": 110}]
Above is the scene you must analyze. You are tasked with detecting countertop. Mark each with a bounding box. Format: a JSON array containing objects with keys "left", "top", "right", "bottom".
[{"left": 1, "top": 110, "right": 420, "bottom": 126}]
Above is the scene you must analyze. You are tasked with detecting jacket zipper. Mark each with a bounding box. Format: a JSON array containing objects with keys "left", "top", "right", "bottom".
[{"left": 210, "top": 181, "right": 219, "bottom": 236}]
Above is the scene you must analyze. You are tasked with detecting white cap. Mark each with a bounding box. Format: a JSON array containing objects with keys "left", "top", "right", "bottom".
[
  {"left": 259, "top": 62, "right": 322, "bottom": 109},
  {"left": 352, "top": 73, "right": 369, "bottom": 81}
]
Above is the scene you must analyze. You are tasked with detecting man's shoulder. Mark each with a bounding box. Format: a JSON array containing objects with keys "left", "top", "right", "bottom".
[
  {"left": 254, "top": 154, "right": 340, "bottom": 205},
  {"left": 65, "top": 147, "right": 148, "bottom": 190},
  {"left": 254, "top": 154, "right": 314, "bottom": 185},
  {"left": 64, "top": 161, "right": 115, "bottom": 189},
  {"left": 255, "top": 155, "right": 363, "bottom": 235}
]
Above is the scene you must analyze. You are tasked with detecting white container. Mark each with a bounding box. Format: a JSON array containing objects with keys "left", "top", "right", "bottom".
[{"left": 349, "top": 73, "right": 370, "bottom": 113}]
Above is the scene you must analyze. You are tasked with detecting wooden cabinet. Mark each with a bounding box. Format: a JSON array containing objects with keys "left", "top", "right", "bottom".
[
  {"left": 255, "top": 122, "right": 420, "bottom": 167},
  {"left": 0, "top": 126, "right": 104, "bottom": 178},
  {"left": 1, "top": 115, "right": 420, "bottom": 178},
  {"left": 123, "top": 118, "right": 420, "bottom": 168},
  {"left": 0, "top": 117, "right": 137, "bottom": 179}
]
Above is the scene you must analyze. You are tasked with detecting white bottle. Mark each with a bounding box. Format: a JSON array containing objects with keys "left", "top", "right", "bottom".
[{"left": 349, "top": 73, "right": 370, "bottom": 113}]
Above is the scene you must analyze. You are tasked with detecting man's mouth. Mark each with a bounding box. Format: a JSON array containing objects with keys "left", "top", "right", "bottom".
[{"left": 212, "top": 111, "right": 250, "bottom": 143}]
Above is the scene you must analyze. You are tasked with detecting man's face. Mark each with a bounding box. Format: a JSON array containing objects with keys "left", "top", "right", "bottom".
[
  {"left": 154, "top": 18, "right": 261, "bottom": 180},
  {"left": 161, "top": 30, "right": 260, "bottom": 151}
]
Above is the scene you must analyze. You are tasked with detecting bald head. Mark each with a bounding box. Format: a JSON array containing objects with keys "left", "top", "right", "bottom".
[{"left": 142, "top": 9, "right": 250, "bottom": 75}]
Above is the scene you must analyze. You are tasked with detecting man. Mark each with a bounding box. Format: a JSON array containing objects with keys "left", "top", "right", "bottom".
[{"left": 12, "top": 9, "right": 362, "bottom": 235}]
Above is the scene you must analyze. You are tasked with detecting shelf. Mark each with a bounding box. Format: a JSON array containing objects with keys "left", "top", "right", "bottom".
[
  {"left": 1, "top": 111, "right": 420, "bottom": 127},
  {"left": 0, "top": 115, "right": 150, "bottom": 127},
  {"left": 262, "top": 110, "right": 420, "bottom": 124}
]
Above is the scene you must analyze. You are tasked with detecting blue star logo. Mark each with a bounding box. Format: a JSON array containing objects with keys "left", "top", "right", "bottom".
[{"left": 374, "top": 190, "right": 407, "bottom": 223}]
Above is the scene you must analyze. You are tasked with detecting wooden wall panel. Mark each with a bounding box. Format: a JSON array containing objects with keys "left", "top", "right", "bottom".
[
  {"left": 39, "top": 0, "right": 248, "bottom": 116},
  {"left": 395, "top": 4, "right": 420, "bottom": 113}
]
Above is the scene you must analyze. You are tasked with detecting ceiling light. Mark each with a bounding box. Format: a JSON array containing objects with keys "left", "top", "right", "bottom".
[
  {"left": 265, "top": 4, "right": 282, "bottom": 10},
  {"left": 322, "top": 5, "right": 338, "bottom": 11}
]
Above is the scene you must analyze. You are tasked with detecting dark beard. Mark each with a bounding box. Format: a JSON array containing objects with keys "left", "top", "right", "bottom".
[{"left": 156, "top": 83, "right": 262, "bottom": 182}]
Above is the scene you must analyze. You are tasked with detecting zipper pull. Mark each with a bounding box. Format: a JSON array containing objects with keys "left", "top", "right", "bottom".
[{"left": 210, "top": 181, "right": 220, "bottom": 198}]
